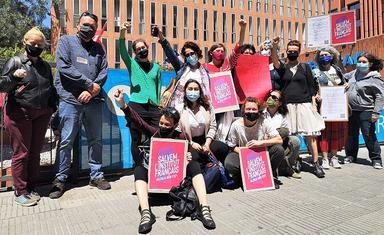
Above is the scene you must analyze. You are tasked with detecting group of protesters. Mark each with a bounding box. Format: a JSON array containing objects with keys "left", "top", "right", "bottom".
[{"left": 1, "top": 11, "right": 383, "bottom": 234}]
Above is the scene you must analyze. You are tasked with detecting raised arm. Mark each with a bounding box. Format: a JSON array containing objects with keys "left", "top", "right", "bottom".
[
  {"left": 271, "top": 37, "right": 282, "bottom": 70},
  {"left": 228, "top": 19, "right": 247, "bottom": 69},
  {"left": 119, "top": 22, "right": 133, "bottom": 72},
  {"left": 158, "top": 28, "right": 183, "bottom": 72}
]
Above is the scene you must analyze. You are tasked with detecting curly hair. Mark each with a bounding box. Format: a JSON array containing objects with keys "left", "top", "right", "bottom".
[
  {"left": 207, "top": 43, "right": 226, "bottom": 62},
  {"left": 240, "top": 44, "right": 256, "bottom": 54},
  {"left": 181, "top": 41, "right": 203, "bottom": 59},
  {"left": 314, "top": 46, "right": 340, "bottom": 71},
  {"left": 183, "top": 79, "right": 211, "bottom": 111},
  {"left": 241, "top": 97, "right": 265, "bottom": 116},
  {"left": 358, "top": 53, "right": 383, "bottom": 72}
]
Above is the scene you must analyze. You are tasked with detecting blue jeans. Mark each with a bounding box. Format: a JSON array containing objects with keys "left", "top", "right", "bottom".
[
  {"left": 55, "top": 100, "right": 103, "bottom": 181},
  {"left": 345, "top": 111, "right": 381, "bottom": 162}
]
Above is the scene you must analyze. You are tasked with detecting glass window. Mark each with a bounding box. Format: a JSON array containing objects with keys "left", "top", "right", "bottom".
[
  {"left": 87, "top": 0, "right": 93, "bottom": 13},
  {"left": 213, "top": 11, "right": 218, "bottom": 41},
  {"left": 194, "top": 9, "right": 199, "bottom": 40},
  {"left": 295, "top": 22, "right": 299, "bottom": 40},
  {"left": 59, "top": 0, "right": 66, "bottom": 28},
  {"left": 127, "top": 0, "right": 132, "bottom": 33},
  {"left": 308, "top": 0, "right": 312, "bottom": 17},
  {"left": 162, "top": 4, "right": 167, "bottom": 37},
  {"left": 273, "top": 19, "right": 276, "bottom": 38},
  {"left": 184, "top": 7, "right": 188, "bottom": 39},
  {"left": 222, "top": 0, "right": 226, "bottom": 7},
  {"left": 321, "top": 0, "right": 325, "bottom": 14},
  {"left": 151, "top": 2, "right": 156, "bottom": 28},
  {"left": 139, "top": 0, "right": 145, "bottom": 35},
  {"left": 265, "top": 19, "right": 269, "bottom": 40},
  {"left": 302, "top": 23, "right": 306, "bottom": 47},
  {"left": 287, "top": 0, "right": 291, "bottom": 17},
  {"left": 173, "top": 6, "right": 178, "bottom": 38},
  {"left": 264, "top": 0, "right": 269, "bottom": 13},
  {"left": 272, "top": 0, "right": 277, "bottom": 14},
  {"left": 231, "top": 13, "right": 236, "bottom": 43},
  {"left": 239, "top": 0, "right": 244, "bottom": 9},
  {"left": 248, "top": 16, "right": 253, "bottom": 44},
  {"left": 248, "top": 0, "right": 252, "bottom": 10},
  {"left": 257, "top": 17, "right": 261, "bottom": 45},
  {"left": 102, "top": 0, "right": 107, "bottom": 31},
  {"left": 222, "top": 12, "right": 227, "bottom": 42},
  {"left": 231, "top": 0, "right": 235, "bottom": 8},
  {"left": 102, "top": 38, "right": 107, "bottom": 55},
  {"left": 295, "top": 0, "right": 299, "bottom": 18},
  {"left": 280, "top": 0, "right": 284, "bottom": 16},
  {"left": 152, "top": 43, "right": 157, "bottom": 62},
  {"left": 280, "top": 20, "right": 285, "bottom": 47},
  {"left": 73, "top": 0, "right": 80, "bottom": 27},
  {"left": 115, "top": 39, "right": 120, "bottom": 68},
  {"left": 302, "top": 0, "right": 305, "bottom": 18},
  {"left": 256, "top": 0, "right": 261, "bottom": 12},
  {"left": 288, "top": 22, "right": 292, "bottom": 41},
  {"left": 204, "top": 10, "right": 209, "bottom": 41},
  {"left": 315, "top": 0, "right": 319, "bottom": 15},
  {"left": 114, "top": 0, "right": 120, "bottom": 32}
]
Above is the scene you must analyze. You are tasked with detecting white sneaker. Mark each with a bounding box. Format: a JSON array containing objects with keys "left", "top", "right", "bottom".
[
  {"left": 331, "top": 157, "right": 341, "bottom": 169},
  {"left": 322, "top": 158, "right": 330, "bottom": 170},
  {"left": 372, "top": 161, "right": 383, "bottom": 169}
]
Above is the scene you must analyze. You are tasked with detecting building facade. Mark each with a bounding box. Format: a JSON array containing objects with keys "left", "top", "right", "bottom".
[{"left": 51, "top": 0, "right": 329, "bottom": 68}]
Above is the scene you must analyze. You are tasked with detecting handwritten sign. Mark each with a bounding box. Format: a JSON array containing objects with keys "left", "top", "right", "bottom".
[
  {"left": 320, "top": 86, "right": 348, "bottom": 122},
  {"left": 307, "top": 15, "right": 331, "bottom": 48},
  {"left": 239, "top": 147, "right": 275, "bottom": 192},
  {"left": 209, "top": 71, "right": 239, "bottom": 113},
  {"left": 148, "top": 138, "right": 188, "bottom": 193}
]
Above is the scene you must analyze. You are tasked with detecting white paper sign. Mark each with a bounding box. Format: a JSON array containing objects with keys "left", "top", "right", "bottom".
[
  {"left": 320, "top": 86, "right": 348, "bottom": 122},
  {"left": 307, "top": 15, "right": 331, "bottom": 48}
]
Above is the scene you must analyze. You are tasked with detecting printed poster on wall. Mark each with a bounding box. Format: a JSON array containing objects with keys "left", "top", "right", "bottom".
[
  {"left": 148, "top": 138, "right": 188, "bottom": 193},
  {"left": 331, "top": 11, "right": 356, "bottom": 45},
  {"left": 307, "top": 15, "right": 331, "bottom": 48},
  {"left": 209, "top": 71, "right": 240, "bottom": 113},
  {"left": 320, "top": 86, "right": 349, "bottom": 122},
  {"left": 239, "top": 147, "right": 275, "bottom": 192}
]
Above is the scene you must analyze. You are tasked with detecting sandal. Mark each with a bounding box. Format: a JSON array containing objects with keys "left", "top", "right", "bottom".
[
  {"left": 138, "top": 209, "right": 156, "bottom": 234},
  {"left": 198, "top": 205, "right": 216, "bottom": 230}
]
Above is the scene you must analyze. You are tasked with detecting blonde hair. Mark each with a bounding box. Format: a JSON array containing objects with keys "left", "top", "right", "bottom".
[{"left": 23, "top": 27, "right": 47, "bottom": 46}]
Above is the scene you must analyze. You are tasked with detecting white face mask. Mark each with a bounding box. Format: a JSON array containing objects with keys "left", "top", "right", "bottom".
[{"left": 260, "top": 49, "right": 271, "bottom": 57}]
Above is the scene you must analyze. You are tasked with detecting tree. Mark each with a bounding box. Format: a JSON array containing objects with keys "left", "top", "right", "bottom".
[{"left": 0, "top": 0, "right": 50, "bottom": 48}]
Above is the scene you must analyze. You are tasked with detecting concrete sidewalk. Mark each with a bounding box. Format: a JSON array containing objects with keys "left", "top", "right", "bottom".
[{"left": 1, "top": 147, "right": 384, "bottom": 235}]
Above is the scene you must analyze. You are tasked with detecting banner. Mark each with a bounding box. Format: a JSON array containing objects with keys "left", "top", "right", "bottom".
[
  {"left": 234, "top": 55, "right": 272, "bottom": 103},
  {"left": 209, "top": 71, "right": 239, "bottom": 113},
  {"left": 148, "top": 138, "right": 188, "bottom": 193},
  {"left": 320, "top": 86, "right": 348, "bottom": 122},
  {"left": 307, "top": 15, "right": 331, "bottom": 48},
  {"left": 239, "top": 147, "right": 275, "bottom": 192},
  {"left": 331, "top": 11, "right": 356, "bottom": 45}
]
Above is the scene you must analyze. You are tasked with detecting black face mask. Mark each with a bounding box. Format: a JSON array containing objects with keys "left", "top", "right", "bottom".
[
  {"left": 137, "top": 49, "right": 149, "bottom": 59},
  {"left": 287, "top": 51, "right": 299, "bottom": 61},
  {"left": 244, "top": 112, "right": 259, "bottom": 122},
  {"left": 159, "top": 127, "right": 173, "bottom": 137},
  {"left": 79, "top": 25, "right": 96, "bottom": 41},
  {"left": 25, "top": 45, "right": 43, "bottom": 57}
]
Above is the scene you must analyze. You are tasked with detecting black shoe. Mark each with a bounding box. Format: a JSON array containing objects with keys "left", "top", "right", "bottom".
[
  {"left": 89, "top": 178, "right": 111, "bottom": 190},
  {"left": 49, "top": 178, "right": 66, "bottom": 199},
  {"left": 197, "top": 205, "right": 216, "bottom": 230},
  {"left": 293, "top": 157, "right": 302, "bottom": 173},
  {"left": 273, "top": 177, "right": 282, "bottom": 189},
  {"left": 138, "top": 209, "right": 156, "bottom": 234},
  {"left": 314, "top": 161, "right": 325, "bottom": 178}
]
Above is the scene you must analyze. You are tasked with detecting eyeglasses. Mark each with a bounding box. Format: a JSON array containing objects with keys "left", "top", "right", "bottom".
[
  {"left": 269, "top": 94, "right": 280, "bottom": 101},
  {"left": 184, "top": 51, "right": 196, "bottom": 57}
]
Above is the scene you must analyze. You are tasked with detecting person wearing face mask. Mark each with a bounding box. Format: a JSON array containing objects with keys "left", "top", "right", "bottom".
[
  {"left": 0, "top": 27, "right": 57, "bottom": 206},
  {"left": 50, "top": 11, "right": 109, "bottom": 199},
  {"left": 312, "top": 47, "right": 348, "bottom": 170},
  {"left": 263, "top": 91, "right": 302, "bottom": 179},
  {"left": 345, "top": 53, "right": 384, "bottom": 169},
  {"left": 178, "top": 80, "right": 229, "bottom": 166},
  {"left": 114, "top": 88, "right": 216, "bottom": 233},
  {"left": 271, "top": 37, "right": 325, "bottom": 178},
  {"left": 119, "top": 22, "right": 162, "bottom": 167},
  {"left": 157, "top": 29, "right": 211, "bottom": 112},
  {"left": 225, "top": 97, "right": 285, "bottom": 188}
]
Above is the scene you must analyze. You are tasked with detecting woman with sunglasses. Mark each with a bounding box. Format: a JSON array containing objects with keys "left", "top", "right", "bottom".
[
  {"left": 263, "top": 91, "right": 301, "bottom": 179},
  {"left": 312, "top": 47, "right": 348, "bottom": 169},
  {"left": 0, "top": 27, "right": 57, "bottom": 206}
]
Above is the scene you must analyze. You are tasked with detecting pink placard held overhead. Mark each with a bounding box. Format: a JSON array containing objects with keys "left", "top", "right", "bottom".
[
  {"left": 209, "top": 71, "right": 240, "bottom": 113},
  {"left": 234, "top": 55, "right": 272, "bottom": 104},
  {"left": 331, "top": 11, "right": 356, "bottom": 45},
  {"left": 239, "top": 147, "right": 275, "bottom": 192},
  {"left": 148, "top": 138, "right": 188, "bottom": 193}
]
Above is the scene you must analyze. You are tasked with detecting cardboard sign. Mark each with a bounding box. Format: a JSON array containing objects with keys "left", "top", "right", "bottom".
[
  {"left": 239, "top": 147, "right": 275, "bottom": 192},
  {"left": 148, "top": 138, "right": 188, "bottom": 193},
  {"left": 331, "top": 11, "right": 356, "bottom": 45},
  {"left": 234, "top": 55, "right": 272, "bottom": 103},
  {"left": 320, "top": 86, "right": 349, "bottom": 122},
  {"left": 209, "top": 71, "right": 240, "bottom": 113}
]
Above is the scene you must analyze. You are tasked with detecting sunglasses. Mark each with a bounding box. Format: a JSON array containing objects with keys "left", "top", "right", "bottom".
[
  {"left": 269, "top": 94, "right": 280, "bottom": 101},
  {"left": 185, "top": 51, "right": 196, "bottom": 57}
]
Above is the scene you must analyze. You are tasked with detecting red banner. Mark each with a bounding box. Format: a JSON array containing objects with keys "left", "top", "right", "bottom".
[
  {"left": 234, "top": 55, "right": 272, "bottom": 103},
  {"left": 331, "top": 11, "right": 356, "bottom": 45}
]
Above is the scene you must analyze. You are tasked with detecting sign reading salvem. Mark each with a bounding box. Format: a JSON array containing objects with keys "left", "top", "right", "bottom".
[
  {"left": 148, "top": 138, "right": 188, "bottom": 193},
  {"left": 239, "top": 147, "right": 275, "bottom": 192},
  {"left": 209, "top": 71, "right": 240, "bottom": 113}
]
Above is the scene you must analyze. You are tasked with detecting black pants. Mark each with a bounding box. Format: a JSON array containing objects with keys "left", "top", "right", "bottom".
[
  {"left": 190, "top": 136, "right": 229, "bottom": 164},
  {"left": 128, "top": 102, "right": 161, "bottom": 166},
  {"left": 224, "top": 144, "right": 285, "bottom": 185},
  {"left": 134, "top": 160, "right": 201, "bottom": 182}
]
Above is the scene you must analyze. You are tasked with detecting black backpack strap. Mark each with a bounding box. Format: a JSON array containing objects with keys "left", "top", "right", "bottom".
[{"left": 166, "top": 209, "right": 185, "bottom": 221}]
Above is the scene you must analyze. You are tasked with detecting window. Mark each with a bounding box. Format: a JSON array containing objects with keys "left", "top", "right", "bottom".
[
  {"left": 265, "top": 19, "right": 269, "bottom": 40},
  {"left": 183, "top": 7, "right": 188, "bottom": 39},
  {"left": 248, "top": 16, "right": 253, "bottom": 44},
  {"left": 213, "top": 0, "right": 217, "bottom": 5},
  {"left": 203, "top": 0, "right": 208, "bottom": 3},
  {"left": 257, "top": 17, "right": 261, "bottom": 45},
  {"left": 349, "top": 3, "right": 361, "bottom": 39},
  {"left": 321, "top": 0, "right": 325, "bottom": 14},
  {"left": 194, "top": 9, "right": 199, "bottom": 40},
  {"left": 280, "top": 0, "right": 284, "bottom": 16},
  {"left": 222, "top": 13, "right": 227, "bottom": 42},
  {"left": 302, "top": 23, "right": 306, "bottom": 48},
  {"left": 239, "top": 0, "right": 244, "bottom": 9},
  {"left": 127, "top": 0, "right": 132, "bottom": 33},
  {"left": 288, "top": 22, "right": 292, "bottom": 41},
  {"left": 256, "top": 0, "right": 261, "bottom": 12},
  {"left": 295, "top": 22, "right": 299, "bottom": 40},
  {"left": 272, "top": 0, "right": 277, "bottom": 13},
  {"left": 101, "top": 0, "right": 107, "bottom": 31},
  {"left": 280, "top": 20, "right": 285, "bottom": 47},
  {"left": 152, "top": 43, "right": 157, "bottom": 62},
  {"left": 139, "top": 0, "right": 145, "bottom": 35},
  {"left": 102, "top": 38, "right": 107, "bottom": 55},
  {"left": 264, "top": 0, "right": 269, "bottom": 13},
  {"left": 294, "top": 0, "right": 298, "bottom": 17},
  {"left": 151, "top": 2, "right": 156, "bottom": 30},
  {"left": 162, "top": 4, "right": 167, "bottom": 37},
  {"left": 73, "top": 0, "right": 80, "bottom": 27},
  {"left": 213, "top": 11, "right": 218, "bottom": 41},
  {"left": 302, "top": 0, "right": 305, "bottom": 18},
  {"left": 204, "top": 10, "right": 209, "bottom": 41},
  {"left": 115, "top": 39, "right": 120, "bottom": 68},
  {"left": 248, "top": 0, "right": 252, "bottom": 10},
  {"left": 308, "top": 0, "right": 312, "bottom": 17},
  {"left": 114, "top": 0, "right": 120, "bottom": 32},
  {"left": 231, "top": 0, "right": 235, "bottom": 8},
  {"left": 315, "top": 0, "right": 319, "bottom": 15},
  {"left": 173, "top": 6, "right": 178, "bottom": 38},
  {"left": 287, "top": 0, "right": 291, "bottom": 17},
  {"left": 231, "top": 13, "right": 236, "bottom": 43},
  {"left": 87, "top": 0, "right": 93, "bottom": 13},
  {"left": 59, "top": 0, "right": 66, "bottom": 28},
  {"left": 222, "top": 0, "right": 226, "bottom": 7},
  {"left": 273, "top": 19, "right": 277, "bottom": 38}
]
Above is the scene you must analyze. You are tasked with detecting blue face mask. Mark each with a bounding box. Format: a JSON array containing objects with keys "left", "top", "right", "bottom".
[
  {"left": 186, "top": 90, "right": 200, "bottom": 102},
  {"left": 186, "top": 54, "right": 198, "bottom": 66},
  {"left": 319, "top": 55, "right": 333, "bottom": 65},
  {"left": 356, "top": 62, "right": 369, "bottom": 72}
]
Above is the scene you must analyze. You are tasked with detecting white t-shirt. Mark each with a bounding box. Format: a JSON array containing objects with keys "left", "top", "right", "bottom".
[
  {"left": 262, "top": 110, "right": 291, "bottom": 131},
  {"left": 226, "top": 117, "right": 279, "bottom": 148},
  {"left": 187, "top": 107, "right": 206, "bottom": 137},
  {"left": 323, "top": 66, "right": 341, "bottom": 86}
]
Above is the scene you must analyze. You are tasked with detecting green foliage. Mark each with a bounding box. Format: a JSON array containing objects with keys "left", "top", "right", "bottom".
[{"left": 0, "top": 47, "right": 55, "bottom": 63}]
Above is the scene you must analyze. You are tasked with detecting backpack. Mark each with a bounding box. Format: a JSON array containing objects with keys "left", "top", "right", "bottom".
[
  {"left": 166, "top": 177, "right": 199, "bottom": 221},
  {"left": 207, "top": 152, "right": 237, "bottom": 189},
  {"left": 202, "top": 161, "right": 222, "bottom": 194}
]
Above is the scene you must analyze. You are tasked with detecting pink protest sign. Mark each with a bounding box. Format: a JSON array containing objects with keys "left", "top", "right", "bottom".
[
  {"left": 239, "top": 147, "right": 275, "bottom": 192},
  {"left": 209, "top": 71, "right": 239, "bottom": 113},
  {"left": 331, "top": 11, "right": 356, "bottom": 45},
  {"left": 148, "top": 138, "right": 188, "bottom": 193}
]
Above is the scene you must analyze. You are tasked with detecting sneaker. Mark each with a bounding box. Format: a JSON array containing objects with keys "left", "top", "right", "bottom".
[
  {"left": 138, "top": 209, "right": 156, "bottom": 234},
  {"left": 291, "top": 172, "right": 302, "bottom": 179},
  {"left": 49, "top": 178, "right": 66, "bottom": 199},
  {"left": 89, "top": 178, "right": 111, "bottom": 190},
  {"left": 197, "top": 205, "right": 216, "bottom": 230},
  {"left": 372, "top": 160, "right": 383, "bottom": 169},
  {"left": 322, "top": 158, "right": 330, "bottom": 170},
  {"left": 15, "top": 194, "right": 37, "bottom": 207},
  {"left": 344, "top": 156, "right": 357, "bottom": 164},
  {"left": 331, "top": 157, "right": 342, "bottom": 169},
  {"left": 29, "top": 190, "right": 41, "bottom": 202},
  {"left": 314, "top": 161, "right": 325, "bottom": 178}
]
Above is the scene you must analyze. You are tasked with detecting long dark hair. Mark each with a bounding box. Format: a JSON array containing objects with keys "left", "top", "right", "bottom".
[
  {"left": 183, "top": 79, "right": 211, "bottom": 111},
  {"left": 358, "top": 53, "right": 383, "bottom": 72}
]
